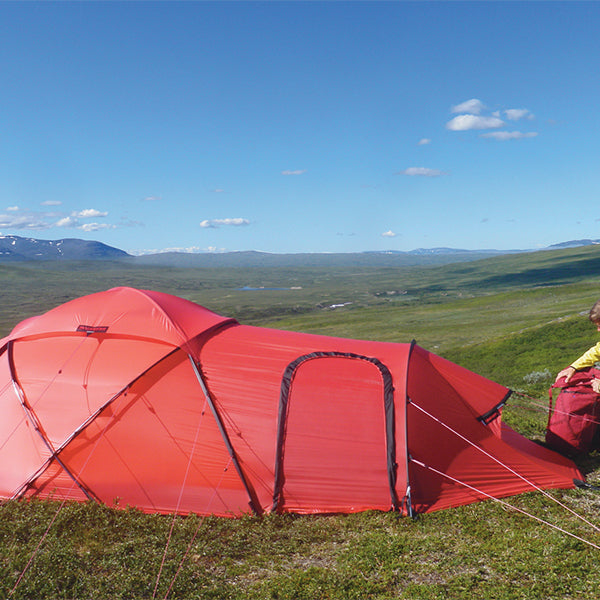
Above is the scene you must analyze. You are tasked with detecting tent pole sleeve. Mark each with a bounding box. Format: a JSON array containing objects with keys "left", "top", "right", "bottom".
[
  {"left": 402, "top": 340, "right": 418, "bottom": 517},
  {"left": 7, "top": 340, "right": 98, "bottom": 503},
  {"left": 188, "top": 355, "right": 263, "bottom": 516}
]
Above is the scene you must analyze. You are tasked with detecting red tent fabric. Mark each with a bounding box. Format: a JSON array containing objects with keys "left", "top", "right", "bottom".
[{"left": 0, "top": 287, "right": 582, "bottom": 517}]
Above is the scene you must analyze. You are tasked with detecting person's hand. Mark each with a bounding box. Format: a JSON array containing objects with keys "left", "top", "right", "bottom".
[
  {"left": 555, "top": 366, "right": 576, "bottom": 384},
  {"left": 592, "top": 379, "right": 600, "bottom": 394}
]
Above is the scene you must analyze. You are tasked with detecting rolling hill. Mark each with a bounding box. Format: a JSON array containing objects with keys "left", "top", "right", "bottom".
[{"left": 0, "top": 236, "right": 130, "bottom": 261}]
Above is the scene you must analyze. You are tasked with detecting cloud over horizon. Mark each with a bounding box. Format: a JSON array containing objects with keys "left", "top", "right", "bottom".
[
  {"left": 0, "top": 212, "right": 52, "bottom": 230},
  {"left": 0, "top": 205, "right": 119, "bottom": 233},
  {"left": 199, "top": 218, "right": 251, "bottom": 228},
  {"left": 56, "top": 208, "right": 112, "bottom": 231}
]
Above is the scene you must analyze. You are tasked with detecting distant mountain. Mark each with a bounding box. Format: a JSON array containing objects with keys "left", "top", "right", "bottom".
[
  {"left": 547, "top": 239, "right": 600, "bottom": 249},
  {"left": 133, "top": 248, "right": 511, "bottom": 268},
  {"left": 1, "top": 235, "right": 599, "bottom": 265},
  {"left": 0, "top": 236, "right": 130, "bottom": 261}
]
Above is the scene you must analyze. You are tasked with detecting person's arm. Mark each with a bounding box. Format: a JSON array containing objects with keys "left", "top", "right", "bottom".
[
  {"left": 555, "top": 342, "right": 600, "bottom": 384},
  {"left": 570, "top": 341, "right": 600, "bottom": 370}
]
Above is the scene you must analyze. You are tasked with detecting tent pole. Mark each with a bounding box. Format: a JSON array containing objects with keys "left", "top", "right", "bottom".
[
  {"left": 403, "top": 340, "right": 418, "bottom": 518},
  {"left": 188, "top": 355, "right": 263, "bottom": 516},
  {"left": 12, "top": 346, "right": 184, "bottom": 503},
  {"left": 7, "top": 340, "right": 97, "bottom": 503}
]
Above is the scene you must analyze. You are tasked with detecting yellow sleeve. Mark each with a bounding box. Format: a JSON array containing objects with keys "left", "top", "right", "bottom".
[{"left": 571, "top": 341, "right": 600, "bottom": 370}]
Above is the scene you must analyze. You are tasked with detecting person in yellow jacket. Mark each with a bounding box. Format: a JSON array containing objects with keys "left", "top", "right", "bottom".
[{"left": 556, "top": 299, "right": 600, "bottom": 392}]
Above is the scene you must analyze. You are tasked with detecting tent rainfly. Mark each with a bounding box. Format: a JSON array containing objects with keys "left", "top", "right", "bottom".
[{"left": 0, "top": 287, "right": 583, "bottom": 517}]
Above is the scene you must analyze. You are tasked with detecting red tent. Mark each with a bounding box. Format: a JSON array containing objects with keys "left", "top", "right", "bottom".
[{"left": 0, "top": 287, "right": 582, "bottom": 516}]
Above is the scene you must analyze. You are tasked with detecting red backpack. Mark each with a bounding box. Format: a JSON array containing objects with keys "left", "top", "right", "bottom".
[{"left": 546, "top": 367, "right": 600, "bottom": 455}]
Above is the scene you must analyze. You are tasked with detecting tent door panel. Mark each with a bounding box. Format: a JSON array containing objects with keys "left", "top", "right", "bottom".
[{"left": 274, "top": 353, "right": 394, "bottom": 513}]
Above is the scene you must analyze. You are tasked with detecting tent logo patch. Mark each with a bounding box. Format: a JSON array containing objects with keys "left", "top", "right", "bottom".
[{"left": 76, "top": 325, "right": 109, "bottom": 334}]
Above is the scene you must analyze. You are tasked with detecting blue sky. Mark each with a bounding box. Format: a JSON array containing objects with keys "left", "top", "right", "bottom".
[{"left": 1, "top": 1, "right": 599, "bottom": 255}]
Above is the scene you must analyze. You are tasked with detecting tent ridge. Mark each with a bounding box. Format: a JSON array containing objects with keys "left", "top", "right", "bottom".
[
  {"left": 121, "top": 287, "right": 238, "bottom": 348},
  {"left": 125, "top": 287, "right": 192, "bottom": 346}
]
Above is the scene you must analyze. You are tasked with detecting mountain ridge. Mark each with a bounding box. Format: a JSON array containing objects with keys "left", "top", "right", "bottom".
[
  {"left": 1, "top": 235, "right": 599, "bottom": 266},
  {"left": 0, "top": 235, "right": 129, "bottom": 261}
]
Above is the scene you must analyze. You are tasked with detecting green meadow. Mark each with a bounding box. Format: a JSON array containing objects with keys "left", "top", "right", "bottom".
[{"left": 2, "top": 245, "right": 600, "bottom": 598}]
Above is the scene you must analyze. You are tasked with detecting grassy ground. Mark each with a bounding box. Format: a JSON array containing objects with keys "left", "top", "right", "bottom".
[
  {"left": 2, "top": 246, "right": 600, "bottom": 598},
  {"left": 2, "top": 493, "right": 600, "bottom": 599}
]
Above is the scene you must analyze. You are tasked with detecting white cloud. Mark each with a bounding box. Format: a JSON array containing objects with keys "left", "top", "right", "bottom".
[
  {"left": 447, "top": 101, "right": 536, "bottom": 136},
  {"left": 505, "top": 108, "right": 534, "bottom": 121},
  {"left": 281, "top": 169, "right": 307, "bottom": 176},
  {"left": 78, "top": 222, "right": 116, "bottom": 232},
  {"left": 446, "top": 114, "right": 504, "bottom": 131},
  {"left": 451, "top": 98, "right": 486, "bottom": 114},
  {"left": 397, "top": 167, "right": 446, "bottom": 177},
  {"left": 0, "top": 206, "right": 118, "bottom": 232},
  {"left": 0, "top": 213, "right": 52, "bottom": 230},
  {"left": 41, "top": 200, "right": 62, "bottom": 206},
  {"left": 130, "top": 246, "right": 227, "bottom": 256},
  {"left": 142, "top": 196, "right": 162, "bottom": 202},
  {"left": 73, "top": 208, "right": 108, "bottom": 218},
  {"left": 56, "top": 211, "right": 115, "bottom": 231},
  {"left": 7, "top": 206, "right": 19, "bottom": 212},
  {"left": 200, "top": 218, "right": 250, "bottom": 228},
  {"left": 480, "top": 131, "right": 539, "bottom": 141},
  {"left": 212, "top": 189, "right": 225, "bottom": 193},
  {"left": 382, "top": 230, "right": 396, "bottom": 238},
  {"left": 418, "top": 138, "right": 431, "bottom": 145},
  {"left": 55, "top": 216, "right": 77, "bottom": 228}
]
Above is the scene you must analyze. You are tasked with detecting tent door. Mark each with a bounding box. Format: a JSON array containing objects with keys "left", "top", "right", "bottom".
[{"left": 273, "top": 352, "right": 396, "bottom": 514}]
